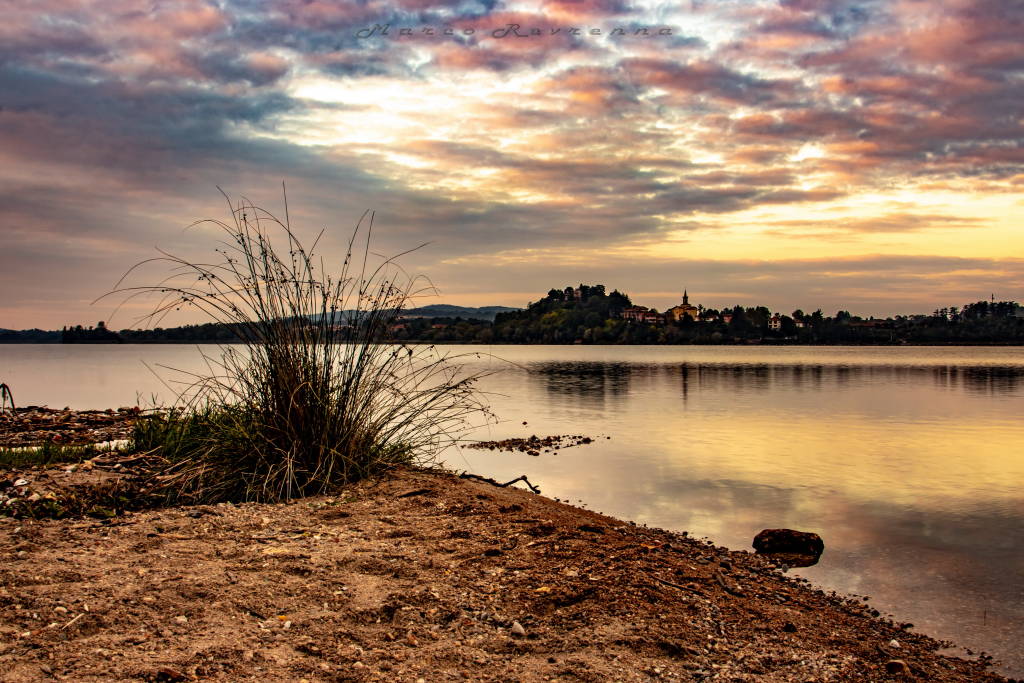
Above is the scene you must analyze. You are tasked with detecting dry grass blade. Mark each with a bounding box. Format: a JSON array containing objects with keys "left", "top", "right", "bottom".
[
  {"left": 0, "top": 383, "right": 14, "bottom": 415},
  {"left": 103, "top": 188, "right": 495, "bottom": 503}
]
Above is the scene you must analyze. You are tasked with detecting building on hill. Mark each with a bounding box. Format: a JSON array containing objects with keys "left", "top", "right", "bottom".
[
  {"left": 621, "top": 306, "right": 649, "bottom": 322},
  {"left": 641, "top": 310, "right": 664, "bottom": 325},
  {"left": 768, "top": 314, "right": 782, "bottom": 330},
  {"left": 667, "top": 290, "right": 700, "bottom": 322},
  {"left": 620, "top": 306, "right": 665, "bottom": 324}
]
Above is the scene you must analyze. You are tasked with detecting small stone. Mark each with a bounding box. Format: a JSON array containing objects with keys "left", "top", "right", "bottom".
[
  {"left": 174, "top": 615, "right": 188, "bottom": 624},
  {"left": 283, "top": 620, "right": 292, "bottom": 630},
  {"left": 14, "top": 479, "right": 28, "bottom": 487},
  {"left": 53, "top": 606, "right": 68, "bottom": 615},
  {"left": 352, "top": 661, "right": 365, "bottom": 669},
  {"left": 154, "top": 667, "right": 187, "bottom": 681},
  {"left": 242, "top": 650, "right": 254, "bottom": 662},
  {"left": 884, "top": 659, "right": 908, "bottom": 675},
  {"left": 510, "top": 621, "right": 527, "bottom": 637},
  {"left": 889, "top": 639, "right": 900, "bottom": 648}
]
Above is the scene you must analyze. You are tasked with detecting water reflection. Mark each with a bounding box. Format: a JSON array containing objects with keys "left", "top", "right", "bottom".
[
  {"left": 528, "top": 361, "right": 1024, "bottom": 398},
  {"left": 532, "top": 362, "right": 635, "bottom": 407}
]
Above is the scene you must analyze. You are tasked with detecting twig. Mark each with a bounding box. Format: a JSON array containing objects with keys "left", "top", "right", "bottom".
[
  {"left": 458, "top": 472, "right": 541, "bottom": 494},
  {"left": 713, "top": 570, "right": 744, "bottom": 596},
  {"left": 62, "top": 613, "right": 84, "bottom": 630},
  {"left": 652, "top": 575, "right": 690, "bottom": 591},
  {"left": 397, "top": 488, "right": 433, "bottom": 498}
]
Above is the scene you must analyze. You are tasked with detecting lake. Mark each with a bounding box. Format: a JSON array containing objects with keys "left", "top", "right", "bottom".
[{"left": 2, "top": 344, "right": 1022, "bottom": 676}]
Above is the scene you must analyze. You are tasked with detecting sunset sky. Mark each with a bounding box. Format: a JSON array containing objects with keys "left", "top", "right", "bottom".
[{"left": 1, "top": 0, "right": 1022, "bottom": 329}]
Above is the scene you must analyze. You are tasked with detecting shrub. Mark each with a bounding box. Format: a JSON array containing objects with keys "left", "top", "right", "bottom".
[{"left": 111, "top": 190, "right": 493, "bottom": 503}]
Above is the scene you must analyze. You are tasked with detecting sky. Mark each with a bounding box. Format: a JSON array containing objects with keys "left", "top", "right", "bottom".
[{"left": 1, "top": 0, "right": 1022, "bottom": 329}]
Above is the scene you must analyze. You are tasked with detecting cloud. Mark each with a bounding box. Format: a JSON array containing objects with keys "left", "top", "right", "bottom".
[{"left": 0, "top": 0, "right": 1021, "bottom": 328}]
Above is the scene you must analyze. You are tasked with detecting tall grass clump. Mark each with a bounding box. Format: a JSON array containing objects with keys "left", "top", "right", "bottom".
[{"left": 107, "top": 189, "right": 493, "bottom": 504}]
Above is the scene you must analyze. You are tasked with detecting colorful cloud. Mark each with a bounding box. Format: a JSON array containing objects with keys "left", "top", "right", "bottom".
[{"left": 0, "top": 0, "right": 1021, "bottom": 327}]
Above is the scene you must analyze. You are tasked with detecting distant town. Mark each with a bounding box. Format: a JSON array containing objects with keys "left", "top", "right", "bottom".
[{"left": 2, "top": 284, "right": 1023, "bottom": 345}]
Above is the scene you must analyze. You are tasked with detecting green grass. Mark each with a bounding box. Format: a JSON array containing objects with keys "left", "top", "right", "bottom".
[
  {"left": 107, "top": 189, "right": 494, "bottom": 504},
  {"left": 0, "top": 442, "right": 109, "bottom": 470}
]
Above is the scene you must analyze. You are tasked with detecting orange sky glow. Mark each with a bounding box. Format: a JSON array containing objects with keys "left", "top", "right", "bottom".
[{"left": 0, "top": 0, "right": 1021, "bottom": 328}]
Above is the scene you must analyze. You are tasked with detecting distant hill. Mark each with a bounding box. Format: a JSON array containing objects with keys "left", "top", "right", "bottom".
[
  {"left": 0, "top": 328, "right": 61, "bottom": 343},
  {"left": 309, "top": 304, "right": 521, "bottom": 325},
  {"left": 402, "top": 305, "right": 519, "bottom": 321}
]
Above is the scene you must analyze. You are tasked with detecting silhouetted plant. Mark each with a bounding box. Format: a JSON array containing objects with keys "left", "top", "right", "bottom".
[
  {"left": 0, "top": 383, "right": 13, "bottom": 415},
  {"left": 106, "top": 188, "right": 493, "bottom": 503}
]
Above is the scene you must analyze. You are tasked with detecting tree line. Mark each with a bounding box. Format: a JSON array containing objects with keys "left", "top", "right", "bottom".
[{"left": 1, "top": 286, "right": 1022, "bottom": 344}]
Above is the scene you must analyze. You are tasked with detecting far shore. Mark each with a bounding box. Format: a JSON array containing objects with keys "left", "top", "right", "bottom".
[{"left": 3, "top": 339, "right": 1024, "bottom": 346}]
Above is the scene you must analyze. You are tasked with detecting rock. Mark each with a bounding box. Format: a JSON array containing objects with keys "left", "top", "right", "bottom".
[
  {"left": 173, "top": 615, "right": 188, "bottom": 624},
  {"left": 752, "top": 529, "right": 824, "bottom": 563},
  {"left": 889, "top": 639, "right": 900, "bottom": 648},
  {"left": 510, "top": 621, "right": 527, "bottom": 637},
  {"left": 782, "top": 622, "right": 797, "bottom": 633},
  {"left": 154, "top": 667, "right": 187, "bottom": 682},
  {"left": 14, "top": 479, "right": 28, "bottom": 487},
  {"left": 884, "top": 659, "right": 909, "bottom": 675}
]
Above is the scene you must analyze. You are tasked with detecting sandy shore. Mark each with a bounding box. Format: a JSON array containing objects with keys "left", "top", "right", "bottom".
[{"left": 0, "top": 467, "right": 1008, "bottom": 682}]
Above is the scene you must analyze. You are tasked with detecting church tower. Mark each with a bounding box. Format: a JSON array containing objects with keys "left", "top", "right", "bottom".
[{"left": 683, "top": 289, "right": 689, "bottom": 306}]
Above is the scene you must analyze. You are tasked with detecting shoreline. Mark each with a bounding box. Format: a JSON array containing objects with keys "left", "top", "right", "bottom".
[
  {"left": 0, "top": 467, "right": 1010, "bottom": 681},
  {"left": 3, "top": 340, "right": 1024, "bottom": 346}
]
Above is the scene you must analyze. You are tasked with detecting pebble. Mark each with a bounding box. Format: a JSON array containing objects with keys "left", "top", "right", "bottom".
[
  {"left": 510, "top": 621, "right": 527, "bottom": 637},
  {"left": 885, "top": 659, "right": 909, "bottom": 675},
  {"left": 174, "top": 616, "right": 188, "bottom": 624},
  {"left": 889, "top": 638, "right": 900, "bottom": 648}
]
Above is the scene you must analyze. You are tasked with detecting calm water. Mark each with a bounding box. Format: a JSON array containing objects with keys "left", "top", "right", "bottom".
[{"left": 2, "top": 344, "right": 1023, "bottom": 675}]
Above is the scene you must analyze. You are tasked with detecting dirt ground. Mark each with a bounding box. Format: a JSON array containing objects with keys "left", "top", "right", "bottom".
[{"left": 0, "top": 467, "right": 1008, "bottom": 682}]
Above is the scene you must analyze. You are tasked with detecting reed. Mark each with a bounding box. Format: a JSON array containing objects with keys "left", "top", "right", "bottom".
[
  {"left": 109, "top": 189, "right": 493, "bottom": 504},
  {"left": 0, "top": 383, "right": 13, "bottom": 415}
]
